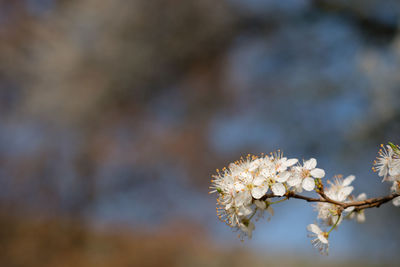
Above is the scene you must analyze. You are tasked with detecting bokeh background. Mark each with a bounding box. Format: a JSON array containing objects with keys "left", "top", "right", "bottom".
[{"left": 1, "top": 0, "right": 400, "bottom": 266}]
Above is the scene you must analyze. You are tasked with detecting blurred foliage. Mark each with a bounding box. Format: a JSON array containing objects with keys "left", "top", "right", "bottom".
[{"left": 0, "top": 0, "right": 400, "bottom": 266}]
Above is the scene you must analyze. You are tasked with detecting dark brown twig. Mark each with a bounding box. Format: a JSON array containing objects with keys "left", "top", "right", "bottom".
[{"left": 261, "top": 190, "right": 399, "bottom": 211}]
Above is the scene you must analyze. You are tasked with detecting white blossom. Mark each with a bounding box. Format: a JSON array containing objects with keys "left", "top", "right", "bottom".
[
  {"left": 210, "top": 152, "right": 299, "bottom": 238},
  {"left": 307, "top": 224, "right": 329, "bottom": 255},
  {"left": 326, "top": 175, "right": 355, "bottom": 202},
  {"left": 348, "top": 193, "right": 367, "bottom": 223},
  {"left": 254, "top": 199, "right": 274, "bottom": 216},
  {"left": 288, "top": 158, "right": 325, "bottom": 192},
  {"left": 316, "top": 175, "right": 355, "bottom": 226},
  {"left": 259, "top": 153, "right": 297, "bottom": 196},
  {"left": 373, "top": 145, "right": 400, "bottom": 182},
  {"left": 239, "top": 220, "right": 255, "bottom": 239},
  {"left": 373, "top": 144, "right": 400, "bottom": 207}
]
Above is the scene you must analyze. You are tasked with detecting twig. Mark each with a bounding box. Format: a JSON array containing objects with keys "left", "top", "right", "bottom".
[{"left": 261, "top": 190, "right": 399, "bottom": 212}]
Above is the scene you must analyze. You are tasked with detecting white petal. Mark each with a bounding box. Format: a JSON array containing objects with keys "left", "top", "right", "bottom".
[
  {"left": 338, "top": 186, "right": 354, "bottom": 201},
  {"left": 295, "top": 184, "right": 303, "bottom": 193},
  {"left": 285, "top": 158, "right": 298, "bottom": 167},
  {"left": 238, "top": 205, "right": 253, "bottom": 216},
  {"left": 357, "top": 212, "right": 366, "bottom": 223},
  {"left": 240, "top": 171, "right": 253, "bottom": 181},
  {"left": 236, "top": 191, "right": 252, "bottom": 205},
  {"left": 393, "top": 196, "right": 400, "bottom": 207},
  {"left": 344, "top": 206, "right": 354, "bottom": 213},
  {"left": 239, "top": 220, "right": 255, "bottom": 238},
  {"left": 302, "top": 177, "right": 315, "bottom": 191},
  {"left": 249, "top": 159, "right": 261, "bottom": 172},
  {"left": 318, "top": 234, "right": 329, "bottom": 244},
  {"left": 248, "top": 221, "right": 255, "bottom": 231},
  {"left": 357, "top": 193, "right": 367, "bottom": 201},
  {"left": 287, "top": 175, "right": 301, "bottom": 187},
  {"left": 253, "top": 176, "right": 265, "bottom": 186},
  {"left": 276, "top": 171, "right": 291, "bottom": 183},
  {"left": 271, "top": 183, "right": 286, "bottom": 196},
  {"left": 342, "top": 175, "right": 355, "bottom": 186},
  {"left": 310, "top": 168, "right": 325, "bottom": 178},
  {"left": 304, "top": 158, "right": 317, "bottom": 170},
  {"left": 247, "top": 222, "right": 255, "bottom": 238},
  {"left": 251, "top": 186, "right": 268, "bottom": 199},
  {"left": 267, "top": 206, "right": 274, "bottom": 216},
  {"left": 389, "top": 159, "right": 400, "bottom": 175},
  {"left": 254, "top": 199, "right": 266, "bottom": 209},
  {"left": 378, "top": 168, "right": 388, "bottom": 178},
  {"left": 307, "top": 224, "right": 322, "bottom": 234},
  {"left": 276, "top": 165, "right": 288, "bottom": 173},
  {"left": 261, "top": 168, "right": 272, "bottom": 178},
  {"left": 234, "top": 183, "right": 245, "bottom": 192}
]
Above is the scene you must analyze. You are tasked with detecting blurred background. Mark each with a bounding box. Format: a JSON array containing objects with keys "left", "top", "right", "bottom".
[{"left": 0, "top": 0, "right": 400, "bottom": 266}]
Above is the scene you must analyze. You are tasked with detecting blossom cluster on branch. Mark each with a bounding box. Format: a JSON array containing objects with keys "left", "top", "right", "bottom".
[{"left": 210, "top": 143, "right": 400, "bottom": 255}]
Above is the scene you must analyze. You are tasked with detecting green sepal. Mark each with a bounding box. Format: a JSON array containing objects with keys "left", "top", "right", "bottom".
[{"left": 388, "top": 142, "right": 400, "bottom": 155}]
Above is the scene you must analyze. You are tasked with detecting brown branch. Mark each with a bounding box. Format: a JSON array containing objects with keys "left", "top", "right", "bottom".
[{"left": 261, "top": 190, "right": 400, "bottom": 212}]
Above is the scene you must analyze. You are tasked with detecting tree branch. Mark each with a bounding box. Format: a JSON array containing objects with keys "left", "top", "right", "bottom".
[{"left": 261, "top": 190, "right": 399, "bottom": 211}]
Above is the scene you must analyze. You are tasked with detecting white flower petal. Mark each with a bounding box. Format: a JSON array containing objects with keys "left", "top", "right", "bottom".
[
  {"left": 295, "top": 184, "right": 303, "bottom": 193},
  {"left": 342, "top": 175, "right": 355, "bottom": 186},
  {"left": 304, "top": 158, "right": 317, "bottom": 170},
  {"left": 357, "top": 193, "right": 367, "bottom": 201},
  {"left": 338, "top": 186, "right": 354, "bottom": 201},
  {"left": 344, "top": 206, "right": 354, "bottom": 213},
  {"left": 236, "top": 191, "right": 252, "bottom": 206},
  {"left": 276, "top": 171, "right": 290, "bottom": 183},
  {"left": 267, "top": 205, "right": 274, "bottom": 216},
  {"left": 261, "top": 168, "right": 272, "bottom": 178},
  {"left": 237, "top": 205, "right": 253, "bottom": 216},
  {"left": 287, "top": 176, "right": 301, "bottom": 187},
  {"left": 357, "top": 212, "right": 366, "bottom": 223},
  {"left": 318, "top": 234, "right": 329, "bottom": 244},
  {"left": 239, "top": 221, "right": 255, "bottom": 238},
  {"left": 251, "top": 186, "right": 268, "bottom": 199},
  {"left": 310, "top": 168, "right": 325, "bottom": 178},
  {"left": 254, "top": 199, "right": 266, "bottom": 209},
  {"left": 249, "top": 159, "right": 261, "bottom": 172},
  {"left": 234, "top": 183, "right": 245, "bottom": 192},
  {"left": 240, "top": 171, "right": 253, "bottom": 181},
  {"left": 302, "top": 177, "right": 315, "bottom": 191},
  {"left": 271, "top": 183, "right": 286, "bottom": 196},
  {"left": 307, "top": 224, "right": 322, "bottom": 234},
  {"left": 276, "top": 165, "right": 288, "bottom": 173},
  {"left": 393, "top": 196, "right": 400, "bottom": 207},
  {"left": 285, "top": 158, "right": 298, "bottom": 167},
  {"left": 378, "top": 168, "right": 388, "bottom": 178},
  {"left": 253, "top": 176, "right": 265, "bottom": 186}
]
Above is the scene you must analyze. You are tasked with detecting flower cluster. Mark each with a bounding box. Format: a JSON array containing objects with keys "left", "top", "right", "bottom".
[
  {"left": 210, "top": 143, "right": 400, "bottom": 255},
  {"left": 210, "top": 152, "right": 325, "bottom": 238},
  {"left": 373, "top": 143, "right": 400, "bottom": 206},
  {"left": 308, "top": 175, "right": 368, "bottom": 254},
  {"left": 315, "top": 175, "right": 367, "bottom": 226}
]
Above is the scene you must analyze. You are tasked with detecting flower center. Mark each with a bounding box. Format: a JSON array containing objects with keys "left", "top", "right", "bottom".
[{"left": 301, "top": 169, "right": 310, "bottom": 178}]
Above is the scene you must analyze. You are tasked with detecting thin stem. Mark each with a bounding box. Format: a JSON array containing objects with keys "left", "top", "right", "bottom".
[
  {"left": 248, "top": 207, "right": 258, "bottom": 220},
  {"left": 269, "top": 197, "right": 288, "bottom": 205},
  {"left": 327, "top": 214, "right": 341, "bottom": 235}
]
